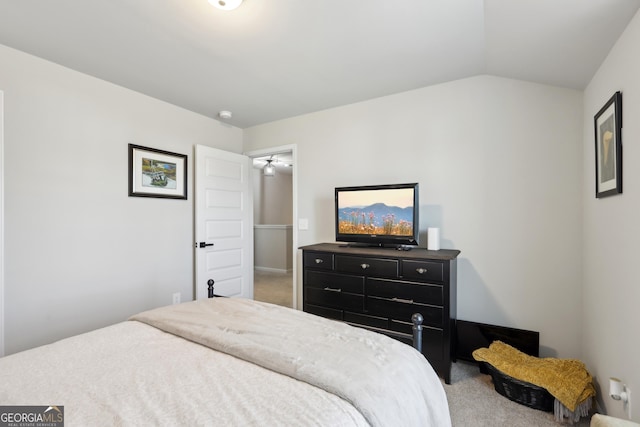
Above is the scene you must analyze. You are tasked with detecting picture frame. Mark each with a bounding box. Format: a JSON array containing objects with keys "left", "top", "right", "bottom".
[
  {"left": 594, "top": 91, "right": 622, "bottom": 198},
  {"left": 128, "top": 144, "right": 187, "bottom": 199}
]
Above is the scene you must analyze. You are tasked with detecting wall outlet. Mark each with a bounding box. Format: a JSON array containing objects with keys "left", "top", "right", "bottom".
[{"left": 172, "top": 292, "right": 181, "bottom": 305}]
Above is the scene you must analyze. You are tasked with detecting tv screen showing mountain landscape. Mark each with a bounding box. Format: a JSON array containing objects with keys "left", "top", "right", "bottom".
[{"left": 337, "top": 188, "right": 415, "bottom": 236}]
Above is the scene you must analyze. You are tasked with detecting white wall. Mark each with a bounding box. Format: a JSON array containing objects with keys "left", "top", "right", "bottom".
[
  {"left": 254, "top": 225, "right": 293, "bottom": 272},
  {"left": 252, "top": 169, "right": 293, "bottom": 224},
  {"left": 244, "top": 75, "right": 584, "bottom": 358},
  {"left": 583, "top": 9, "right": 640, "bottom": 420},
  {"left": 0, "top": 90, "right": 4, "bottom": 356},
  {"left": 0, "top": 44, "right": 242, "bottom": 354}
]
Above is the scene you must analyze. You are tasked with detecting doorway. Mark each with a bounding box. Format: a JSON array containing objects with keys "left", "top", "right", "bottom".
[{"left": 245, "top": 145, "right": 297, "bottom": 309}]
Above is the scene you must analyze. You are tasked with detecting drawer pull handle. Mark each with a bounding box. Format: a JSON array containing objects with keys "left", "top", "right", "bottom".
[
  {"left": 416, "top": 268, "right": 428, "bottom": 274},
  {"left": 323, "top": 287, "right": 342, "bottom": 293},
  {"left": 315, "top": 258, "right": 324, "bottom": 264},
  {"left": 392, "top": 297, "right": 414, "bottom": 304},
  {"left": 360, "top": 263, "right": 370, "bottom": 269}
]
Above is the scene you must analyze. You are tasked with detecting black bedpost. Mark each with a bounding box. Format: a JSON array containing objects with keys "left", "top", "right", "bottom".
[
  {"left": 207, "top": 279, "right": 215, "bottom": 298},
  {"left": 412, "top": 313, "right": 423, "bottom": 353}
]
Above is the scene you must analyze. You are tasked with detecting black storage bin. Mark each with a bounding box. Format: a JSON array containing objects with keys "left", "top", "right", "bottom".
[{"left": 484, "top": 363, "right": 554, "bottom": 412}]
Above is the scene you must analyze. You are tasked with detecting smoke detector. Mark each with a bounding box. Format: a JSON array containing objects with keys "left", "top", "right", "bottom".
[{"left": 218, "top": 110, "right": 232, "bottom": 120}]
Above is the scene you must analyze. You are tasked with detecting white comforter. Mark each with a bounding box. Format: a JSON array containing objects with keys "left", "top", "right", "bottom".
[
  {"left": 132, "top": 298, "right": 451, "bottom": 427},
  {"left": 0, "top": 298, "right": 451, "bottom": 426}
]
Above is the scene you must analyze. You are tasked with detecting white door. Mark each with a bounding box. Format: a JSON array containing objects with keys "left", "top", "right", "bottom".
[{"left": 195, "top": 145, "right": 253, "bottom": 300}]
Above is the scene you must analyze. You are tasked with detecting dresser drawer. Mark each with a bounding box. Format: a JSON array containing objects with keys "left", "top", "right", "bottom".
[
  {"left": 367, "top": 296, "right": 443, "bottom": 328},
  {"left": 367, "top": 278, "right": 443, "bottom": 306},
  {"left": 306, "top": 287, "right": 364, "bottom": 312},
  {"left": 401, "top": 260, "right": 444, "bottom": 282},
  {"left": 305, "top": 270, "right": 364, "bottom": 294},
  {"left": 336, "top": 255, "right": 398, "bottom": 277},
  {"left": 303, "top": 251, "right": 334, "bottom": 270}
]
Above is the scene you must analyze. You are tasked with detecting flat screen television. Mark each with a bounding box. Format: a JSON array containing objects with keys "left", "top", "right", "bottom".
[{"left": 335, "top": 183, "right": 419, "bottom": 247}]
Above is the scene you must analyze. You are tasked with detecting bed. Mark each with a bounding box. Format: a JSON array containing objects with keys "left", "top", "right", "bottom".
[{"left": 0, "top": 297, "right": 451, "bottom": 426}]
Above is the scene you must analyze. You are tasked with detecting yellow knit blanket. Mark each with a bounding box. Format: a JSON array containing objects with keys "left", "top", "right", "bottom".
[{"left": 472, "top": 341, "right": 595, "bottom": 411}]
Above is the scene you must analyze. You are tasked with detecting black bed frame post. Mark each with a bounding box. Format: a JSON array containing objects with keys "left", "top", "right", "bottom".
[
  {"left": 412, "top": 313, "right": 423, "bottom": 353},
  {"left": 207, "top": 279, "right": 215, "bottom": 298}
]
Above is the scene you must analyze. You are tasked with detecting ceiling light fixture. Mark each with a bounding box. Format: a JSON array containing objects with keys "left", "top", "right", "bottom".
[
  {"left": 218, "top": 110, "right": 232, "bottom": 120},
  {"left": 209, "top": 0, "right": 243, "bottom": 11},
  {"left": 263, "top": 159, "right": 275, "bottom": 177}
]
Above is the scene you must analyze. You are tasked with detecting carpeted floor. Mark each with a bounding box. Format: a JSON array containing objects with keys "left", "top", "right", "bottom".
[
  {"left": 254, "top": 269, "right": 293, "bottom": 308},
  {"left": 446, "top": 361, "right": 592, "bottom": 426}
]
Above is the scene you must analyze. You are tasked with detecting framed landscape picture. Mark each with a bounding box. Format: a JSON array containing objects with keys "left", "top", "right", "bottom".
[
  {"left": 594, "top": 91, "right": 622, "bottom": 198},
  {"left": 128, "top": 144, "right": 187, "bottom": 199}
]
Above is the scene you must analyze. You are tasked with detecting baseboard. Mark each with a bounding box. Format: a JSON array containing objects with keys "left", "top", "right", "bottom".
[
  {"left": 456, "top": 319, "right": 540, "bottom": 363},
  {"left": 254, "top": 266, "right": 292, "bottom": 274}
]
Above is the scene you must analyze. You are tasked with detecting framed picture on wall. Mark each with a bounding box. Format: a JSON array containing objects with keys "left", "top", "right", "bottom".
[
  {"left": 594, "top": 91, "right": 622, "bottom": 198},
  {"left": 128, "top": 144, "right": 188, "bottom": 199}
]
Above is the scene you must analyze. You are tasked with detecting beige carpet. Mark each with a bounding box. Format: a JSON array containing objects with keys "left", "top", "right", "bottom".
[
  {"left": 446, "top": 361, "right": 593, "bottom": 427},
  {"left": 254, "top": 269, "right": 293, "bottom": 308}
]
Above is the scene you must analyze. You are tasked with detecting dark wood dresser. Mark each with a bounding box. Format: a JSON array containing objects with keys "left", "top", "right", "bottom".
[{"left": 301, "top": 243, "right": 460, "bottom": 384}]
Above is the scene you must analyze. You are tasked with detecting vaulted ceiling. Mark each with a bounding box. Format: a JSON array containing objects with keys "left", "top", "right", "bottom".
[{"left": 0, "top": 0, "right": 638, "bottom": 128}]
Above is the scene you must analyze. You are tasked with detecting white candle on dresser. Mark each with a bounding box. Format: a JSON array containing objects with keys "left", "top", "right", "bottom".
[{"left": 427, "top": 227, "right": 440, "bottom": 250}]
